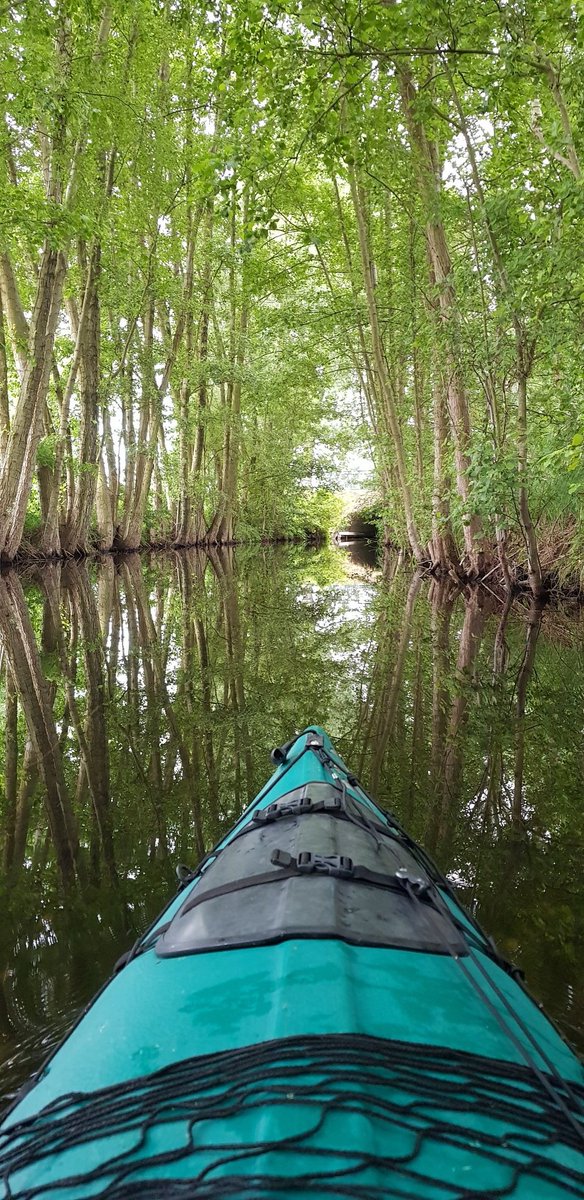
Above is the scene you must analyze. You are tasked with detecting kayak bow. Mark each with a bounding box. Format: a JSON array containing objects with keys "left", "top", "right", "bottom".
[{"left": 1, "top": 726, "right": 583, "bottom": 1198}]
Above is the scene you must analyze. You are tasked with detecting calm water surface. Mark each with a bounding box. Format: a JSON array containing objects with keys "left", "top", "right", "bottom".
[{"left": 1, "top": 544, "right": 583, "bottom": 1108}]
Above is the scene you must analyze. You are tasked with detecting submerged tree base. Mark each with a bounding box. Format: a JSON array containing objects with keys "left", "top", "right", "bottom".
[
  {"left": 384, "top": 528, "right": 584, "bottom": 602},
  {"left": 4, "top": 531, "right": 328, "bottom": 570},
  {"left": 4, "top": 527, "right": 584, "bottom": 602}
]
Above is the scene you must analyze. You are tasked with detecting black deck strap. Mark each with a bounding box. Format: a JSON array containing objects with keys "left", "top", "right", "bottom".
[
  {"left": 178, "top": 866, "right": 306, "bottom": 916},
  {"left": 248, "top": 785, "right": 401, "bottom": 845},
  {"left": 273, "top": 850, "right": 441, "bottom": 899},
  {"left": 178, "top": 856, "right": 432, "bottom": 920},
  {"left": 253, "top": 793, "right": 342, "bottom": 823},
  {"left": 113, "top": 920, "right": 173, "bottom": 972}
]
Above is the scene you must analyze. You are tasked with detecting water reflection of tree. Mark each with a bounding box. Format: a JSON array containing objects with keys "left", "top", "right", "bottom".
[
  {"left": 2, "top": 548, "right": 369, "bottom": 898},
  {"left": 352, "top": 573, "right": 580, "bottom": 1020},
  {"left": 1, "top": 551, "right": 583, "bottom": 1090},
  {"left": 356, "top": 578, "right": 550, "bottom": 869},
  {"left": 62, "top": 566, "right": 117, "bottom": 883},
  {"left": 0, "top": 571, "right": 81, "bottom": 886},
  {"left": 0, "top": 552, "right": 265, "bottom": 1094},
  {"left": 353, "top": 554, "right": 420, "bottom": 792},
  {"left": 426, "top": 590, "right": 486, "bottom": 857}
]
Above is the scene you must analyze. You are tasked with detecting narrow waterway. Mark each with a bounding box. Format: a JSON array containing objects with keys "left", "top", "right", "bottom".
[{"left": 1, "top": 544, "right": 583, "bottom": 1109}]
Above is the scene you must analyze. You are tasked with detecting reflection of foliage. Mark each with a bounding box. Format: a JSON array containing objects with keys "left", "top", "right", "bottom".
[
  {"left": 1, "top": 552, "right": 584, "bottom": 1106},
  {"left": 345, "top": 572, "right": 584, "bottom": 1052}
]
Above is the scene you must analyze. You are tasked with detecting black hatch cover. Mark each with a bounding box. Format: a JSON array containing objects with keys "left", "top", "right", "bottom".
[{"left": 156, "top": 790, "right": 467, "bottom": 958}]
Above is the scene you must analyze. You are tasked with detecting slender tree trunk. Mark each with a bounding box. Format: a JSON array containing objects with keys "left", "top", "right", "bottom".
[
  {"left": 190, "top": 201, "right": 214, "bottom": 543},
  {"left": 446, "top": 70, "right": 544, "bottom": 597},
  {"left": 0, "top": 290, "right": 10, "bottom": 458},
  {"left": 62, "top": 243, "right": 102, "bottom": 554},
  {"left": 119, "top": 299, "right": 159, "bottom": 549},
  {"left": 174, "top": 211, "right": 202, "bottom": 545},
  {"left": 0, "top": 248, "right": 67, "bottom": 559},
  {"left": 95, "top": 458, "right": 114, "bottom": 551},
  {"left": 208, "top": 262, "right": 248, "bottom": 546},
  {"left": 408, "top": 217, "right": 425, "bottom": 489},
  {"left": 348, "top": 160, "right": 425, "bottom": 563},
  {"left": 531, "top": 50, "right": 582, "bottom": 180},
  {"left": 516, "top": 352, "right": 544, "bottom": 597},
  {"left": 431, "top": 369, "right": 458, "bottom": 573},
  {"left": 0, "top": 251, "right": 28, "bottom": 381},
  {"left": 99, "top": 404, "right": 119, "bottom": 546},
  {"left": 175, "top": 322, "right": 195, "bottom": 545},
  {"left": 398, "top": 66, "right": 483, "bottom": 572},
  {"left": 40, "top": 249, "right": 99, "bottom": 555}
]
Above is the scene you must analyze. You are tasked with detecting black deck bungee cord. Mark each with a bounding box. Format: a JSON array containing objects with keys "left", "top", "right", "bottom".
[{"left": 2, "top": 1034, "right": 584, "bottom": 1199}]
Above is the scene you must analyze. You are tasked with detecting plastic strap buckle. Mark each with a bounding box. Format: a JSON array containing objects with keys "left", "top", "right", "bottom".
[
  {"left": 254, "top": 792, "right": 343, "bottom": 824},
  {"left": 271, "top": 848, "right": 293, "bottom": 867},
  {"left": 271, "top": 849, "right": 354, "bottom": 878},
  {"left": 254, "top": 797, "right": 314, "bottom": 824},
  {"left": 323, "top": 794, "right": 342, "bottom": 811},
  {"left": 297, "top": 851, "right": 354, "bottom": 878}
]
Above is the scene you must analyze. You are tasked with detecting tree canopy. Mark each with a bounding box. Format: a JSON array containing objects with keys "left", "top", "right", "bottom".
[{"left": 1, "top": 0, "right": 583, "bottom": 594}]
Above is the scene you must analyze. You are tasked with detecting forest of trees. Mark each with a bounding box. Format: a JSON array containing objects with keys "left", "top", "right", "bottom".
[{"left": 1, "top": 1, "right": 584, "bottom": 595}]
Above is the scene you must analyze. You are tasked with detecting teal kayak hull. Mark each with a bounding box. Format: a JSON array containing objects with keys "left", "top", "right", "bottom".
[{"left": 1, "top": 728, "right": 583, "bottom": 1197}]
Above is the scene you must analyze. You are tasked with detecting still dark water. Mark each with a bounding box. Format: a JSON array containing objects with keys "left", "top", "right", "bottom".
[{"left": 1, "top": 544, "right": 583, "bottom": 1108}]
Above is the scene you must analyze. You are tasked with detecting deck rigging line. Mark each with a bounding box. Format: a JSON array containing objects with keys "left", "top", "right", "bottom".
[{"left": 1, "top": 1034, "right": 584, "bottom": 1199}]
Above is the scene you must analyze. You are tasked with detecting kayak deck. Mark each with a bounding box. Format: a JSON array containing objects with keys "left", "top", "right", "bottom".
[{"left": 1, "top": 727, "right": 583, "bottom": 1198}]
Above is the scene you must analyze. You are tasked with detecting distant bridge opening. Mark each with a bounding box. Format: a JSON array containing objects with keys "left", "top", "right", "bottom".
[{"left": 334, "top": 518, "right": 378, "bottom": 541}]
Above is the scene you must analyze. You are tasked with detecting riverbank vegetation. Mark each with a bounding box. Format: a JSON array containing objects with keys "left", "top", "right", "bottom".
[{"left": 1, "top": 1, "right": 583, "bottom": 594}]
